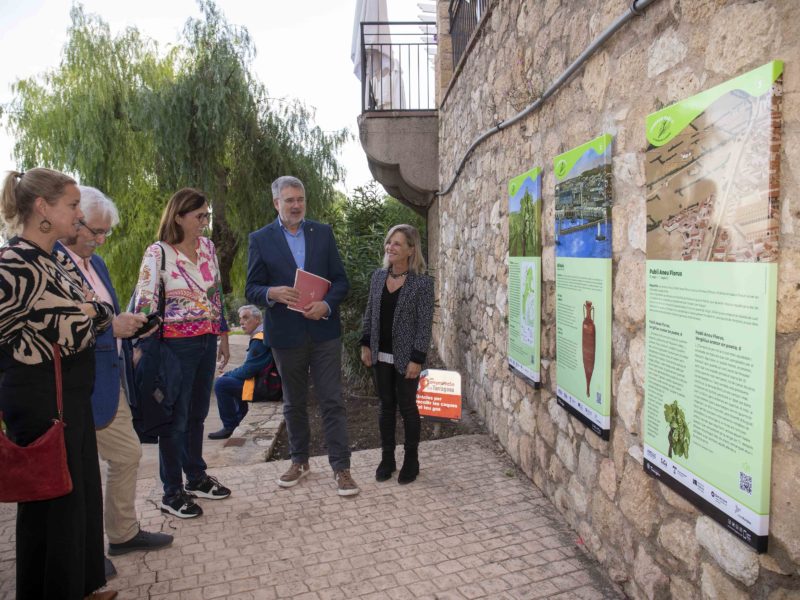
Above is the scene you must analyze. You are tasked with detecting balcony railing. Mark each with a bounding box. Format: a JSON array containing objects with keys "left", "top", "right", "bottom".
[
  {"left": 449, "top": 0, "right": 489, "bottom": 67},
  {"left": 360, "top": 21, "right": 437, "bottom": 112}
]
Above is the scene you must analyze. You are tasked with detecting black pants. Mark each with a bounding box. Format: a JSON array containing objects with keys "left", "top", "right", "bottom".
[
  {"left": 0, "top": 349, "right": 105, "bottom": 599},
  {"left": 374, "top": 362, "right": 421, "bottom": 449}
]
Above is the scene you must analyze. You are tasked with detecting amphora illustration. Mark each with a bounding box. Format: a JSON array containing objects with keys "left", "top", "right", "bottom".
[{"left": 582, "top": 301, "right": 596, "bottom": 397}]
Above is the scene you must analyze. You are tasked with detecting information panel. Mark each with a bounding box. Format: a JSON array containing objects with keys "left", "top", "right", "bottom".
[
  {"left": 643, "top": 61, "right": 783, "bottom": 552},
  {"left": 507, "top": 167, "right": 542, "bottom": 386},
  {"left": 416, "top": 369, "right": 462, "bottom": 422},
  {"left": 554, "top": 134, "right": 613, "bottom": 439}
]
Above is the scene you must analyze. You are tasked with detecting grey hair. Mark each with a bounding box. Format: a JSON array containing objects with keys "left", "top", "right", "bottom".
[
  {"left": 79, "top": 185, "right": 120, "bottom": 226},
  {"left": 237, "top": 304, "right": 263, "bottom": 321},
  {"left": 271, "top": 176, "right": 305, "bottom": 199}
]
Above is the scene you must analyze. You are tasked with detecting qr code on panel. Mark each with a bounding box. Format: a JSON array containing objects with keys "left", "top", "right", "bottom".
[
  {"left": 596, "top": 392, "right": 602, "bottom": 405},
  {"left": 739, "top": 471, "right": 753, "bottom": 495}
]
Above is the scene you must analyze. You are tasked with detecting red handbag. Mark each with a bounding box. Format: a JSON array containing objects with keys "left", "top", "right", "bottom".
[{"left": 0, "top": 343, "right": 73, "bottom": 503}]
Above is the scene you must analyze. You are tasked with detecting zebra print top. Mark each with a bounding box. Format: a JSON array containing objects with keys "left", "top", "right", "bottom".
[{"left": 0, "top": 236, "right": 114, "bottom": 365}]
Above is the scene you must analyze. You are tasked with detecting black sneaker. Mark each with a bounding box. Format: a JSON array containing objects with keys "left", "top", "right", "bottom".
[
  {"left": 160, "top": 491, "right": 203, "bottom": 519},
  {"left": 185, "top": 475, "right": 231, "bottom": 500},
  {"left": 207, "top": 428, "right": 234, "bottom": 440},
  {"left": 108, "top": 529, "right": 174, "bottom": 556}
]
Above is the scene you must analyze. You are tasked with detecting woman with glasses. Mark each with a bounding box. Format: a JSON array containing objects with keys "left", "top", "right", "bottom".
[{"left": 133, "top": 188, "right": 232, "bottom": 518}]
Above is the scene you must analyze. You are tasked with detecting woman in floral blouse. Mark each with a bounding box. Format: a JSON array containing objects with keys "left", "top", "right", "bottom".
[
  {"left": 0, "top": 168, "right": 115, "bottom": 599},
  {"left": 133, "top": 188, "right": 231, "bottom": 518}
]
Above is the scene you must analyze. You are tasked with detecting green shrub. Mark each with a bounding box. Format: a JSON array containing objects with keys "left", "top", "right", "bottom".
[{"left": 324, "top": 182, "right": 426, "bottom": 393}]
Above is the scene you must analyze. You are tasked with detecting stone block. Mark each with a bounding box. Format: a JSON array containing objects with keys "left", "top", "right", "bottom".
[
  {"left": 598, "top": 458, "right": 617, "bottom": 500},
  {"left": 704, "top": 4, "right": 778, "bottom": 76},
  {"left": 613, "top": 253, "right": 646, "bottom": 328},
  {"left": 619, "top": 458, "right": 660, "bottom": 536},
  {"left": 615, "top": 366, "right": 640, "bottom": 434},
  {"left": 555, "top": 433, "right": 576, "bottom": 472},
  {"left": 700, "top": 562, "right": 750, "bottom": 600},
  {"left": 657, "top": 519, "right": 700, "bottom": 571},
  {"left": 695, "top": 517, "right": 759, "bottom": 586},
  {"left": 776, "top": 248, "right": 800, "bottom": 333},
  {"left": 632, "top": 545, "right": 670, "bottom": 600},
  {"left": 784, "top": 339, "right": 800, "bottom": 430},
  {"left": 577, "top": 441, "right": 599, "bottom": 485},
  {"left": 769, "top": 446, "right": 800, "bottom": 564},
  {"left": 647, "top": 28, "right": 688, "bottom": 78}
]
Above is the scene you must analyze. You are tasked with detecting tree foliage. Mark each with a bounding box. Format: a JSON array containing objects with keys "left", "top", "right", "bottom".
[
  {"left": 5, "top": 1, "right": 347, "bottom": 298},
  {"left": 509, "top": 189, "right": 540, "bottom": 257},
  {"left": 324, "top": 182, "right": 427, "bottom": 392}
]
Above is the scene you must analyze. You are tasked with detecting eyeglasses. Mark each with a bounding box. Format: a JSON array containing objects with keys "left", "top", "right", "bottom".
[
  {"left": 79, "top": 219, "right": 113, "bottom": 238},
  {"left": 195, "top": 212, "right": 212, "bottom": 222}
]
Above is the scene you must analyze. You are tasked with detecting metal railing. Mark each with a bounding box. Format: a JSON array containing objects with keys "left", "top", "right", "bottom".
[
  {"left": 360, "top": 21, "right": 437, "bottom": 112},
  {"left": 449, "top": 0, "right": 489, "bottom": 67}
]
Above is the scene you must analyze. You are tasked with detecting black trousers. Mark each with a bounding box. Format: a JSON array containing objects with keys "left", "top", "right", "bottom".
[
  {"left": 373, "top": 362, "right": 421, "bottom": 450},
  {"left": 0, "top": 349, "right": 105, "bottom": 599}
]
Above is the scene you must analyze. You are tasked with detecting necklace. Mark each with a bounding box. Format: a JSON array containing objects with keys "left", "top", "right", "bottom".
[{"left": 388, "top": 268, "right": 408, "bottom": 279}]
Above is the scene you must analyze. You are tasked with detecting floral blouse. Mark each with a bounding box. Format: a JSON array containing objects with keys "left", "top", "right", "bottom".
[
  {"left": 0, "top": 237, "right": 114, "bottom": 364},
  {"left": 133, "top": 237, "right": 228, "bottom": 338}
]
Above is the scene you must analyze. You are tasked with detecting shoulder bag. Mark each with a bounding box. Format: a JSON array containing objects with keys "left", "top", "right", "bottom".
[{"left": 0, "top": 342, "right": 73, "bottom": 503}]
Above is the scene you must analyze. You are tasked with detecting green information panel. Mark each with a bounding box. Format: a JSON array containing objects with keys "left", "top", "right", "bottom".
[
  {"left": 554, "top": 134, "right": 613, "bottom": 439},
  {"left": 508, "top": 167, "right": 542, "bottom": 386},
  {"left": 643, "top": 61, "right": 783, "bottom": 553}
]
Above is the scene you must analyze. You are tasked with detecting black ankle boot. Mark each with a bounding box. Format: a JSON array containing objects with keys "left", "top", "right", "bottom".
[
  {"left": 398, "top": 447, "right": 419, "bottom": 485},
  {"left": 375, "top": 448, "right": 396, "bottom": 482}
]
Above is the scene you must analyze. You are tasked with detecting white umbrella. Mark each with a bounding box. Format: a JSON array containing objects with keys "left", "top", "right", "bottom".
[{"left": 351, "top": 0, "right": 404, "bottom": 109}]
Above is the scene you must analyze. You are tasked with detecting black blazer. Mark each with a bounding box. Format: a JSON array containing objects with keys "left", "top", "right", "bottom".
[
  {"left": 245, "top": 218, "right": 349, "bottom": 349},
  {"left": 361, "top": 268, "right": 434, "bottom": 374}
]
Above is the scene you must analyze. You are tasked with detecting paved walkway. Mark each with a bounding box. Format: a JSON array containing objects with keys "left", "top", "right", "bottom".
[{"left": 0, "top": 335, "right": 623, "bottom": 599}]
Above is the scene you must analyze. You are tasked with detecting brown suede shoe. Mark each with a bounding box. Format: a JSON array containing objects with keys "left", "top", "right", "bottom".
[
  {"left": 335, "top": 469, "right": 360, "bottom": 497},
  {"left": 277, "top": 462, "right": 310, "bottom": 488}
]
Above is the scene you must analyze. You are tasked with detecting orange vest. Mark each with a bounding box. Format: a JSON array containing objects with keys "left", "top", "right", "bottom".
[{"left": 241, "top": 331, "right": 264, "bottom": 402}]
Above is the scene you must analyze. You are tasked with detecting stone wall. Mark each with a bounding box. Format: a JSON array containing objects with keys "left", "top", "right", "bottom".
[{"left": 433, "top": 0, "right": 800, "bottom": 597}]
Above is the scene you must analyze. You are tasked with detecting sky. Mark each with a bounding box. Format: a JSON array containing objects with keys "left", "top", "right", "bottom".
[{"left": 0, "top": 0, "right": 427, "bottom": 194}]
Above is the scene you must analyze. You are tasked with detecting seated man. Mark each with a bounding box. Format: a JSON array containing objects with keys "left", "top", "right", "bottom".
[{"left": 209, "top": 305, "right": 272, "bottom": 439}]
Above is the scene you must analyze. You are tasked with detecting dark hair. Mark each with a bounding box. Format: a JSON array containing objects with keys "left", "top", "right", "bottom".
[
  {"left": 157, "top": 188, "right": 208, "bottom": 244},
  {"left": 1, "top": 168, "right": 76, "bottom": 233}
]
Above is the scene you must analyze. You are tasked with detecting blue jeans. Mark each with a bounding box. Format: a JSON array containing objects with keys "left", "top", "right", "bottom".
[
  {"left": 214, "top": 375, "right": 248, "bottom": 430},
  {"left": 159, "top": 334, "right": 217, "bottom": 498}
]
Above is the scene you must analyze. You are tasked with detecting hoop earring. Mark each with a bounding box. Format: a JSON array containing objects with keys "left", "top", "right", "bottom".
[{"left": 38, "top": 219, "right": 52, "bottom": 233}]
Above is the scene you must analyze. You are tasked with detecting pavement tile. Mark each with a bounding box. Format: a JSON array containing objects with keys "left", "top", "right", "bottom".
[{"left": 0, "top": 431, "right": 623, "bottom": 600}]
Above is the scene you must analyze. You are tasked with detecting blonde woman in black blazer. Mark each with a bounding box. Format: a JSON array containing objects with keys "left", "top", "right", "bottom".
[{"left": 361, "top": 224, "right": 434, "bottom": 484}]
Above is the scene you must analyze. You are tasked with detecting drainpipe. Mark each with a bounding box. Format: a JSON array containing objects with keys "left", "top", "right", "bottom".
[{"left": 437, "top": 0, "right": 662, "bottom": 197}]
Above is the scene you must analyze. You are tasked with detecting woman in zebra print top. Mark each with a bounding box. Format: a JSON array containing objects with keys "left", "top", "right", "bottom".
[{"left": 0, "top": 168, "right": 116, "bottom": 599}]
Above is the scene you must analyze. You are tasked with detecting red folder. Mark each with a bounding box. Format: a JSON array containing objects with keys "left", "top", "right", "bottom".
[{"left": 288, "top": 269, "right": 331, "bottom": 314}]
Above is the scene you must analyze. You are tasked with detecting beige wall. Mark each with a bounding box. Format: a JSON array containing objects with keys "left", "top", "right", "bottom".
[{"left": 434, "top": 0, "right": 800, "bottom": 597}]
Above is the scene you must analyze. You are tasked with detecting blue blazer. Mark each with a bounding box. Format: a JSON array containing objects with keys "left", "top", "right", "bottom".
[
  {"left": 245, "top": 219, "right": 349, "bottom": 349},
  {"left": 54, "top": 242, "right": 135, "bottom": 428}
]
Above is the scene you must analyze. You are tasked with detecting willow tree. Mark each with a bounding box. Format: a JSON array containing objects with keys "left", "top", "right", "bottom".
[{"left": 5, "top": 1, "right": 347, "bottom": 296}]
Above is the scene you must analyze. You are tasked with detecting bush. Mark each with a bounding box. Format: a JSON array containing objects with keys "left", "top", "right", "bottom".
[{"left": 324, "top": 182, "right": 426, "bottom": 393}]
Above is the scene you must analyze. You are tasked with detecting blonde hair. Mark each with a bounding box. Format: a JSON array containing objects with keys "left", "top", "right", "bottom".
[
  {"left": 157, "top": 188, "right": 208, "bottom": 244},
  {"left": 383, "top": 224, "right": 426, "bottom": 274},
  {"left": 1, "top": 168, "right": 76, "bottom": 233}
]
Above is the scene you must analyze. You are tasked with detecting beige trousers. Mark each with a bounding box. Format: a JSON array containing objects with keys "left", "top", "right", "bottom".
[{"left": 96, "top": 388, "right": 143, "bottom": 544}]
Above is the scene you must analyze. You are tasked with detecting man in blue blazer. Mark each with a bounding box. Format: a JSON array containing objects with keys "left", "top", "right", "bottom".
[
  {"left": 56, "top": 186, "right": 173, "bottom": 576},
  {"left": 246, "top": 176, "right": 358, "bottom": 496}
]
